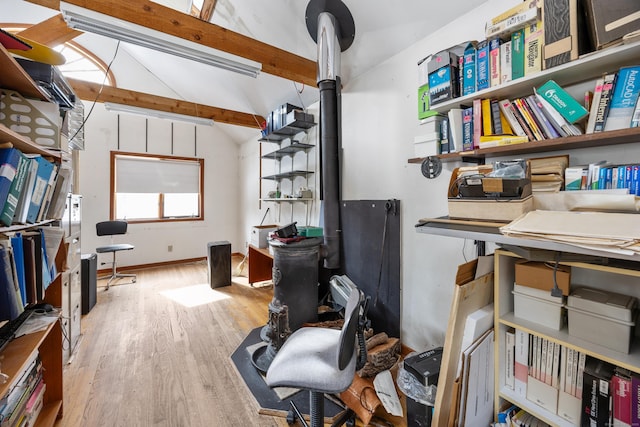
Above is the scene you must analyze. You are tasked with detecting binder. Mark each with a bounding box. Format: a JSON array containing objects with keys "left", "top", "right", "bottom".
[
  {"left": 0, "top": 147, "right": 23, "bottom": 215},
  {"left": 0, "top": 151, "right": 30, "bottom": 226},
  {"left": 13, "top": 156, "right": 39, "bottom": 224},
  {"left": 10, "top": 234, "right": 27, "bottom": 307},
  {"left": 25, "top": 156, "right": 54, "bottom": 224}
]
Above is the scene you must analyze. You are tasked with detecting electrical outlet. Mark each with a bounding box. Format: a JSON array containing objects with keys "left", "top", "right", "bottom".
[{"left": 168, "top": 245, "right": 173, "bottom": 252}]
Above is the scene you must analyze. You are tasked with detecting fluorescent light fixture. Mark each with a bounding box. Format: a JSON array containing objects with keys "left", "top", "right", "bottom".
[
  {"left": 104, "top": 102, "right": 215, "bottom": 126},
  {"left": 59, "top": 2, "right": 262, "bottom": 78}
]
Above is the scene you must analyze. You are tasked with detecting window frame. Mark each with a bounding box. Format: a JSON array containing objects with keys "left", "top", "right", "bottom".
[{"left": 110, "top": 151, "right": 205, "bottom": 224}]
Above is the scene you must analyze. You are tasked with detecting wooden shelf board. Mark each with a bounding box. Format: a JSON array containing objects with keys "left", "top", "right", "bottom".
[
  {"left": 500, "top": 312, "right": 640, "bottom": 375},
  {"left": 0, "top": 125, "right": 63, "bottom": 161},
  {"left": 0, "top": 44, "right": 49, "bottom": 101},
  {"left": 408, "top": 127, "right": 640, "bottom": 164},
  {"left": 499, "top": 386, "right": 574, "bottom": 427},
  {"left": 33, "top": 401, "right": 63, "bottom": 427}
]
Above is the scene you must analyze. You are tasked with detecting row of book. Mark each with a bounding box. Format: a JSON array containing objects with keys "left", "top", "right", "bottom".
[
  {"left": 496, "top": 405, "right": 550, "bottom": 427},
  {"left": 0, "top": 228, "right": 60, "bottom": 322},
  {"left": 0, "top": 351, "right": 46, "bottom": 426},
  {"left": 506, "top": 329, "right": 637, "bottom": 426},
  {"left": 0, "top": 144, "right": 71, "bottom": 228},
  {"left": 429, "top": 65, "right": 639, "bottom": 155},
  {"left": 565, "top": 161, "right": 640, "bottom": 195}
]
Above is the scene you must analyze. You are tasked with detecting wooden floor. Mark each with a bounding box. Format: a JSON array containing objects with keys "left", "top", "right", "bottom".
[{"left": 56, "top": 259, "right": 290, "bottom": 427}]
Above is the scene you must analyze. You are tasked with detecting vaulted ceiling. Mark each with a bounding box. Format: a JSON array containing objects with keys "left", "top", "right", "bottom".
[{"left": 5, "top": 0, "right": 489, "bottom": 143}]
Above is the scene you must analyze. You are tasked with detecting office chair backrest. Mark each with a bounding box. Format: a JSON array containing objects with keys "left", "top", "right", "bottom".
[
  {"left": 337, "top": 289, "right": 362, "bottom": 371},
  {"left": 96, "top": 220, "right": 128, "bottom": 237}
]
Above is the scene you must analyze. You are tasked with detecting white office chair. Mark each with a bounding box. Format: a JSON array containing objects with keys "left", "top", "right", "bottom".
[
  {"left": 266, "top": 288, "right": 368, "bottom": 427},
  {"left": 95, "top": 220, "right": 136, "bottom": 290}
]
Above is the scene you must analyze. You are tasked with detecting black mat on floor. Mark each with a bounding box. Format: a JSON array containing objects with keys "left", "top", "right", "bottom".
[{"left": 231, "top": 326, "right": 344, "bottom": 420}]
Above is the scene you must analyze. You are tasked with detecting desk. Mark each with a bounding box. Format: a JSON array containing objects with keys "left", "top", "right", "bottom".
[{"left": 248, "top": 244, "right": 273, "bottom": 285}]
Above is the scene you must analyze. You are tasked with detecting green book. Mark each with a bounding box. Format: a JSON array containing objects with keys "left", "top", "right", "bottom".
[
  {"left": 0, "top": 150, "right": 29, "bottom": 226},
  {"left": 537, "top": 79, "right": 589, "bottom": 124},
  {"left": 511, "top": 29, "right": 525, "bottom": 80}
]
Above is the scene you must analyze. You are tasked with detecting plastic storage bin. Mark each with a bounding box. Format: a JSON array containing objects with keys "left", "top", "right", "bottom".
[
  {"left": 513, "top": 284, "right": 565, "bottom": 330},
  {"left": 567, "top": 287, "right": 636, "bottom": 353}
]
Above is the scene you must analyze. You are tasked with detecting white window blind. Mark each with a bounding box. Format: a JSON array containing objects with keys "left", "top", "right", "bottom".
[{"left": 116, "top": 156, "right": 200, "bottom": 194}]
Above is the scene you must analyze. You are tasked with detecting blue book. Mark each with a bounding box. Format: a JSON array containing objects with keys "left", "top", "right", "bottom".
[
  {"left": 617, "top": 165, "right": 627, "bottom": 189},
  {"left": 0, "top": 147, "right": 22, "bottom": 214},
  {"left": 462, "top": 107, "right": 474, "bottom": 151},
  {"left": 0, "top": 244, "right": 22, "bottom": 321},
  {"left": 633, "top": 165, "right": 640, "bottom": 196},
  {"left": 463, "top": 42, "right": 477, "bottom": 96},
  {"left": 9, "top": 234, "right": 26, "bottom": 307},
  {"left": 25, "top": 157, "right": 54, "bottom": 224},
  {"left": 626, "top": 165, "right": 634, "bottom": 193},
  {"left": 604, "top": 66, "right": 640, "bottom": 131},
  {"left": 476, "top": 40, "right": 490, "bottom": 91}
]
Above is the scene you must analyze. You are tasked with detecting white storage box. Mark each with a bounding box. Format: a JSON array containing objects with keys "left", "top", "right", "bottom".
[
  {"left": 567, "top": 287, "right": 637, "bottom": 353},
  {"left": 0, "top": 89, "right": 61, "bottom": 148},
  {"left": 250, "top": 225, "right": 278, "bottom": 249},
  {"left": 513, "top": 284, "right": 565, "bottom": 330}
]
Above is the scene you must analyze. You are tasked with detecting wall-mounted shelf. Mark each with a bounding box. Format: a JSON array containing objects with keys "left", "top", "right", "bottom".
[
  {"left": 261, "top": 142, "right": 315, "bottom": 160},
  {"left": 262, "top": 170, "right": 314, "bottom": 181},
  {"left": 259, "top": 119, "right": 317, "bottom": 142},
  {"left": 260, "top": 198, "right": 314, "bottom": 203},
  {"left": 408, "top": 127, "right": 640, "bottom": 164}
]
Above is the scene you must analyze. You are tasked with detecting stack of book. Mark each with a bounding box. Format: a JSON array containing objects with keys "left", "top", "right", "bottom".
[
  {"left": 585, "top": 66, "right": 640, "bottom": 133},
  {"left": 529, "top": 156, "right": 568, "bottom": 193},
  {"left": 565, "top": 160, "right": 640, "bottom": 195},
  {"left": 0, "top": 351, "right": 46, "bottom": 426}
]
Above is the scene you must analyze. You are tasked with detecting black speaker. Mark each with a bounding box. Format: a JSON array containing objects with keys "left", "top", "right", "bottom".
[
  {"left": 81, "top": 253, "right": 97, "bottom": 314},
  {"left": 207, "top": 241, "right": 231, "bottom": 289}
]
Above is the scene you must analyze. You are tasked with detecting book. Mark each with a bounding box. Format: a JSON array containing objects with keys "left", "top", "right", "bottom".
[
  {"left": 582, "top": 358, "right": 615, "bottom": 427},
  {"left": 565, "top": 165, "right": 587, "bottom": 190},
  {"left": 510, "top": 100, "right": 535, "bottom": 141},
  {"left": 632, "top": 373, "right": 640, "bottom": 427},
  {"left": 498, "top": 99, "right": 527, "bottom": 138},
  {"left": 586, "top": 77, "right": 606, "bottom": 133},
  {"left": 463, "top": 41, "right": 477, "bottom": 96},
  {"left": 524, "top": 20, "right": 543, "bottom": 76},
  {"left": 447, "top": 108, "right": 464, "bottom": 153},
  {"left": 551, "top": 342, "right": 560, "bottom": 388},
  {"left": 485, "top": 6, "right": 539, "bottom": 39},
  {"left": 0, "top": 146, "right": 23, "bottom": 215},
  {"left": 0, "top": 242, "right": 23, "bottom": 321},
  {"left": 481, "top": 98, "right": 493, "bottom": 136},
  {"left": 476, "top": 40, "right": 490, "bottom": 91},
  {"left": 440, "top": 116, "right": 450, "bottom": 154},
  {"left": 462, "top": 106, "right": 474, "bottom": 151},
  {"left": 511, "top": 29, "right": 525, "bottom": 80},
  {"left": 10, "top": 234, "right": 26, "bottom": 308},
  {"left": 488, "top": 38, "right": 501, "bottom": 87},
  {"left": 488, "top": 0, "right": 541, "bottom": 25},
  {"left": 525, "top": 95, "right": 560, "bottom": 139},
  {"left": 542, "top": 0, "right": 580, "bottom": 68},
  {"left": 514, "top": 329, "right": 529, "bottom": 397},
  {"left": 604, "top": 66, "right": 640, "bottom": 131},
  {"left": 477, "top": 135, "right": 528, "bottom": 148},
  {"left": 537, "top": 80, "right": 589, "bottom": 124},
  {"left": 505, "top": 329, "right": 515, "bottom": 390},
  {"left": 514, "top": 98, "right": 544, "bottom": 141},
  {"left": 0, "top": 150, "right": 29, "bottom": 226},
  {"left": 612, "top": 368, "right": 632, "bottom": 427},
  {"left": 534, "top": 90, "right": 579, "bottom": 137},
  {"left": 13, "top": 156, "right": 39, "bottom": 224},
  {"left": 500, "top": 40, "right": 512, "bottom": 84},
  {"left": 489, "top": 99, "right": 505, "bottom": 135},
  {"left": 593, "top": 73, "right": 618, "bottom": 133},
  {"left": 631, "top": 96, "right": 640, "bottom": 128},
  {"left": 473, "top": 98, "right": 482, "bottom": 148},
  {"left": 25, "top": 156, "right": 54, "bottom": 224}
]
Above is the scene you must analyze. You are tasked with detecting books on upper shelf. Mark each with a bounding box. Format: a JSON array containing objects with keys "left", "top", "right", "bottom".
[{"left": 603, "top": 66, "right": 640, "bottom": 131}]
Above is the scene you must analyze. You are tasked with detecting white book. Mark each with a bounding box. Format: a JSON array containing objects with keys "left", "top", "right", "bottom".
[
  {"left": 505, "top": 329, "right": 515, "bottom": 390},
  {"left": 447, "top": 108, "right": 464, "bottom": 153},
  {"left": 576, "top": 351, "right": 586, "bottom": 397},
  {"left": 551, "top": 342, "right": 560, "bottom": 388},
  {"left": 540, "top": 338, "right": 547, "bottom": 382},
  {"left": 545, "top": 341, "right": 555, "bottom": 386},
  {"left": 532, "top": 335, "right": 538, "bottom": 379},
  {"left": 559, "top": 345, "right": 567, "bottom": 392},
  {"left": 500, "top": 41, "right": 512, "bottom": 84},
  {"left": 565, "top": 348, "right": 574, "bottom": 395},
  {"left": 514, "top": 329, "right": 529, "bottom": 397},
  {"left": 570, "top": 350, "right": 579, "bottom": 397},
  {"left": 586, "top": 77, "right": 605, "bottom": 133}
]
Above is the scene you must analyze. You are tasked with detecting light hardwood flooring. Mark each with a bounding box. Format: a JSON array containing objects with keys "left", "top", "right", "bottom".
[{"left": 55, "top": 259, "right": 290, "bottom": 427}]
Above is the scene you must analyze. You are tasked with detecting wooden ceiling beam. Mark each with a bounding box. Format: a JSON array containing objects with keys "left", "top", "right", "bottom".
[
  {"left": 199, "top": 0, "right": 217, "bottom": 22},
  {"left": 16, "top": 14, "right": 82, "bottom": 46},
  {"left": 69, "top": 78, "right": 264, "bottom": 129},
  {"left": 26, "top": 0, "right": 317, "bottom": 86}
]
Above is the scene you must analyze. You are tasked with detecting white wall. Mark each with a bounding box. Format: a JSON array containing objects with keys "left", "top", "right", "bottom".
[{"left": 79, "top": 103, "right": 241, "bottom": 269}]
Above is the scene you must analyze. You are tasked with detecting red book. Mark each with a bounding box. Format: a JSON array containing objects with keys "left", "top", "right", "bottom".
[{"left": 613, "top": 369, "right": 632, "bottom": 427}]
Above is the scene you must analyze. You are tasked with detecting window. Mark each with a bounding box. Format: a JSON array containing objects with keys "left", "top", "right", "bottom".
[{"left": 111, "top": 152, "right": 204, "bottom": 223}]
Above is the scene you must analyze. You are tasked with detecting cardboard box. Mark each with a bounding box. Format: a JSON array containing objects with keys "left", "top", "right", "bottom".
[
  {"left": 250, "top": 225, "right": 278, "bottom": 248},
  {"left": 583, "top": 0, "right": 640, "bottom": 50},
  {"left": 567, "top": 287, "right": 636, "bottom": 353},
  {"left": 427, "top": 50, "right": 460, "bottom": 106},
  {"left": 515, "top": 261, "right": 571, "bottom": 296}
]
